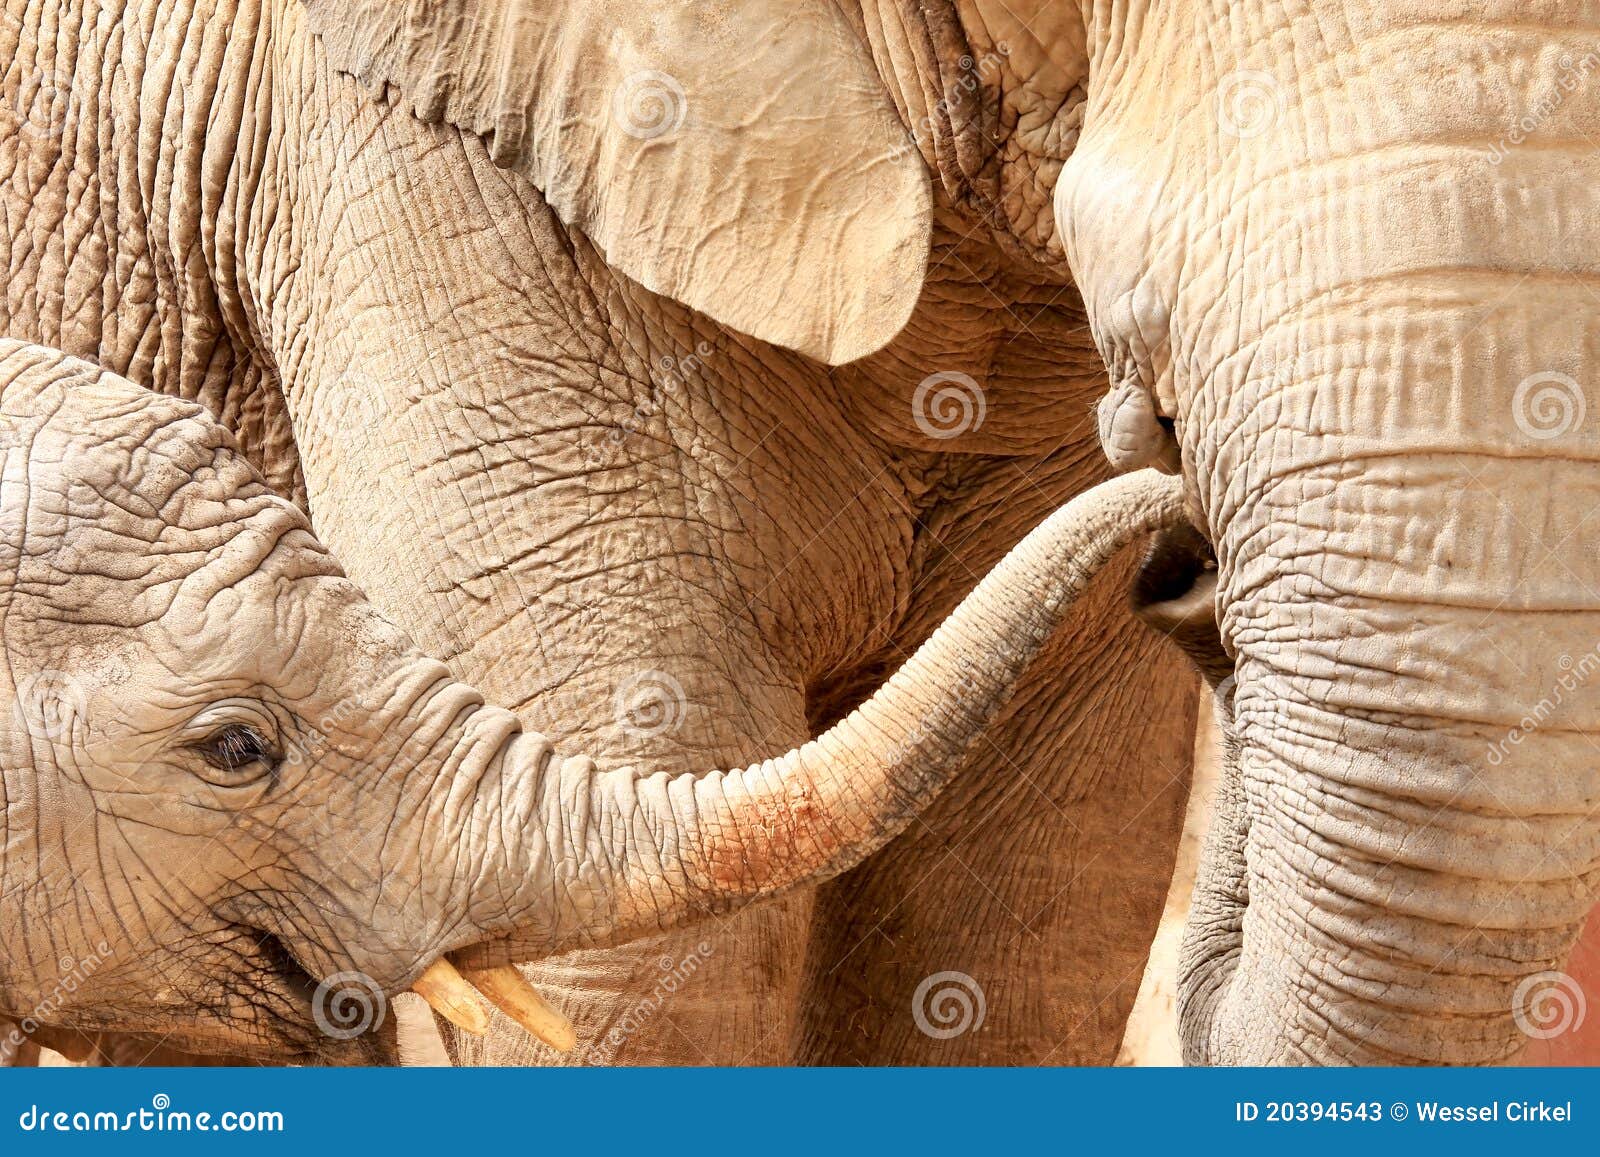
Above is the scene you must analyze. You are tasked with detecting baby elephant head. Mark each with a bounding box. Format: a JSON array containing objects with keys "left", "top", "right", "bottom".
[
  {"left": 0, "top": 341, "right": 1184, "bottom": 1062},
  {"left": 0, "top": 342, "right": 480, "bottom": 1061}
]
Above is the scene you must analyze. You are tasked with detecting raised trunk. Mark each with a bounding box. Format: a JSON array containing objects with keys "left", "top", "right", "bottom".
[{"left": 425, "top": 469, "right": 1186, "bottom": 970}]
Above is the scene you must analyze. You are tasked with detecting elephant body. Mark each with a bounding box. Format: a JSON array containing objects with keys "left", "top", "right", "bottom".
[
  {"left": 0, "top": 0, "right": 1195, "bottom": 1063},
  {"left": 17, "top": 0, "right": 1598, "bottom": 1069}
]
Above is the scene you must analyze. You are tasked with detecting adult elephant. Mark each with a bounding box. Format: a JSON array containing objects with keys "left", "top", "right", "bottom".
[
  {"left": 1056, "top": 3, "right": 1600, "bottom": 1063},
  {"left": 0, "top": 1, "right": 1198, "bottom": 1063}
]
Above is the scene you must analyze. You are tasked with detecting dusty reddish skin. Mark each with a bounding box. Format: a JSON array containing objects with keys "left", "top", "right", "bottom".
[{"left": 1516, "top": 905, "right": 1600, "bottom": 1065}]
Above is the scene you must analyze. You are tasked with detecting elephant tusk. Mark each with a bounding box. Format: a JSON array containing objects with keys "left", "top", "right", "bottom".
[
  {"left": 462, "top": 965, "right": 577, "bottom": 1054},
  {"left": 408, "top": 960, "right": 577, "bottom": 1052},
  {"left": 409, "top": 959, "right": 489, "bottom": 1035}
]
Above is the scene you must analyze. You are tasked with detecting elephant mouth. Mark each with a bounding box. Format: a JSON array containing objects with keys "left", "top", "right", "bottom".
[
  {"left": 235, "top": 929, "right": 404, "bottom": 1066},
  {"left": 2, "top": 926, "right": 402, "bottom": 1065},
  {"left": 143, "top": 928, "right": 402, "bottom": 1066},
  {"left": 1130, "top": 523, "right": 1231, "bottom": 687},
  {"left": 213, "top": 933, "right": 572, "bottom": 1062}
]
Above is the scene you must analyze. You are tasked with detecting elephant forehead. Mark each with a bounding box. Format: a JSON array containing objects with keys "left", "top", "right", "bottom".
[
  {"left": 0, "top": 447, "right": 334, "bottom": 646},
  {"left": 0, "top": 378, "right": 332, "bottom": 627}
]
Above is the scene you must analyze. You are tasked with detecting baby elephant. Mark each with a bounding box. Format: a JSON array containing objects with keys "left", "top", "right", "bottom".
[{"left": 0, "top": 339, "right": 1184, "bottom": 1062}]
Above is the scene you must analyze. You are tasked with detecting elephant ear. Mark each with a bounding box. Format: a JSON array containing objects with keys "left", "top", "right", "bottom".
[{"left": 302, "top": 1, "right": 932, "bottom": 365}]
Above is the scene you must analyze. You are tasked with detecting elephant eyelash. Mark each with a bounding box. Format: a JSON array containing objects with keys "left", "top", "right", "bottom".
[{"left": 188, "top": 725, "right": 282, "bottom": 785}]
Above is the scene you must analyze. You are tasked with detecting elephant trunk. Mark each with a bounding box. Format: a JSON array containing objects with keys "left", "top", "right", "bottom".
[
  {"left": 1179, "top": 445, "right": 1600, "bottom": 1065},
  {"left": 435, "top": 469, "right": 1186, "bottom": 969}
]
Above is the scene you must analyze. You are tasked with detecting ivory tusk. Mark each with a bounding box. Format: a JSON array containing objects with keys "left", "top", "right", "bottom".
[
  {"left": 410, "top": 958, "right": 490, "bottom": 1035},
  {"left": 462, "top": 965, "right": 577, "bottom": 1053}
]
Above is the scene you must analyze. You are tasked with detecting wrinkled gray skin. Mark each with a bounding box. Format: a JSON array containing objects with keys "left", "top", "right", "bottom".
[
  {"left": 1057, "top": 1, "right": 1600, "bottom": 1063},
  {"left": 0, "top": 337, "right": 1187, "bottom": 1063},
  {"left": 0, "top": 0, "right": 1200, "bottom": 1066},
  {"left": 20, "top": 0, "right": 1598, "bottom": 1070}
]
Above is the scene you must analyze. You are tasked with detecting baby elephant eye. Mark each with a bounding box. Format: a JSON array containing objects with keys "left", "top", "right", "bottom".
[{"left": 189, "top": 725, "right": 281, "bottom": 786}]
